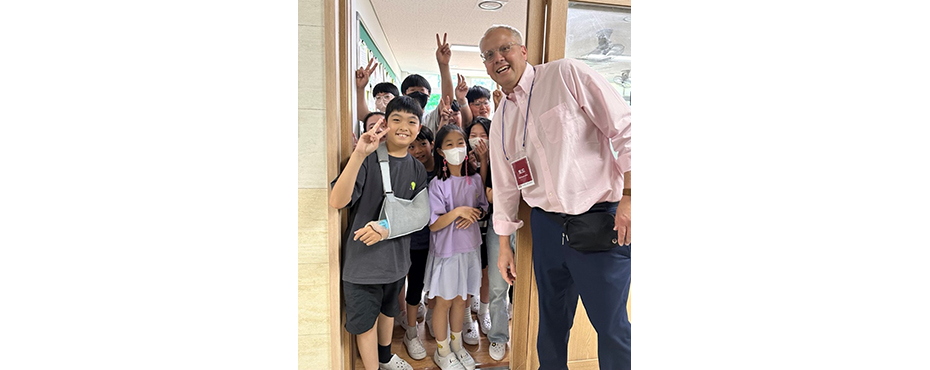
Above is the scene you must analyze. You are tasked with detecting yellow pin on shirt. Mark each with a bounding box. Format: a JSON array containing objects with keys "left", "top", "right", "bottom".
[{"left": 411, "top": 181, "right": 416, "bottom": 190}]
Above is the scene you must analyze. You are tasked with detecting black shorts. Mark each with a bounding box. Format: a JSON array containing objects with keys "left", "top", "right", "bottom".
[{"left": 343, "top": 277, "right": 405, "bottom": 335}]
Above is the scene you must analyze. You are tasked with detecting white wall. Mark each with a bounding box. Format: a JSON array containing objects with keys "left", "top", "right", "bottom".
[
  {"left": 297, "top": 1, "right": 333, "bottom": 369},
  {"left": 354, "top": 0, "right": 403, "bottom": 82}
]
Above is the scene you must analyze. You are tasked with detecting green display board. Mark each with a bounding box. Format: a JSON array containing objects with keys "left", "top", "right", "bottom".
[{"left": 358, "top": 23, "right": 397, "bottom": 82}]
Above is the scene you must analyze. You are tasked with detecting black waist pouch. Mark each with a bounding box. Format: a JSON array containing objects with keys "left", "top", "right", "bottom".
[{"left": 542, "top": 202, "right": 619, "bottom": 252}]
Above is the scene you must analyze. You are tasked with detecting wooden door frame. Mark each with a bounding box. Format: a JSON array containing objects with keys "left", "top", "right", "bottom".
[{"left": 324, "top": 0, "right": 353, "bottom": 369}]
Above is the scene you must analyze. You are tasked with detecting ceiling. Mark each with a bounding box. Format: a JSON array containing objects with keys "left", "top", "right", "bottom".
[{"left": 368, "top": 0, "right": 528, "bottom": 77}]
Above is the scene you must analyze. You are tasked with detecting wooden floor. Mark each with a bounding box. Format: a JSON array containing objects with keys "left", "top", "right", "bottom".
[{"left": 354, "top": 310, "right": 511, "bottom": 370}]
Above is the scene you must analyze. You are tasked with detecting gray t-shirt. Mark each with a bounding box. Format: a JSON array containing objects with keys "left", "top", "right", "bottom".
[
  {"left": 421, "top": 107, "right": 441, "bottom": 134},
  {"left": 331, "top": 151, "right": 428, "bottom": 285}
]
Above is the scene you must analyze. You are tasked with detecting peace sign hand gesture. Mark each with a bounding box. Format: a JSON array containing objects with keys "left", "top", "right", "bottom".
[
  {"left": 355, "top": 58, "right": 378, "bottom": 90},
  {"left": 455, "top": 73, "right": 468, "bottom": 102},
  {"left": 435, "top": 33, "right": 451, "bottom": 66},
  {"left": 437, "top": 96, "right": 453, "bottom": 129},
  {"left": 354, "top": 117, "right": 389, "bottom": 157}
]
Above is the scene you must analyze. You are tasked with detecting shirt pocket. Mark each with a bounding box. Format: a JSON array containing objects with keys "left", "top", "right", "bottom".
[{"left": 538, "top": 102, "right": 584, "bottom": 144}]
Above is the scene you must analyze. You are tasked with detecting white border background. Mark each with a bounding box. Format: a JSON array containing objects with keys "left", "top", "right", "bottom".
[{"left": 2, "top": 0, "right": 928, "bottom": 369}]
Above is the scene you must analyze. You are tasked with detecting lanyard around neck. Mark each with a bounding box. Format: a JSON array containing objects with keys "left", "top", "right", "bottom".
[{"left": 500, "top": 66, "right": 536, "bottom": 162}]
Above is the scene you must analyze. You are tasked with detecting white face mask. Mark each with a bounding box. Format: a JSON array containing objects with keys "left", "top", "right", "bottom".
[
  {"left": 442, "top": 147, "right": 467, "bottom": 166},
  {"left": 468, "top": 137, "right": 486, "bottom": 150}
]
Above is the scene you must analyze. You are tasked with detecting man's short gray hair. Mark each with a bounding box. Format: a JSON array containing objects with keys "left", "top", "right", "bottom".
[{"left": 480, "top": 24, "right": 524, "bottom": 48}]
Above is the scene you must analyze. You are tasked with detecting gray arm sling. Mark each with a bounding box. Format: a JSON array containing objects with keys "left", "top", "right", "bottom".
[{"left": 376, "top": 143, "right": 430, "bottom": 239}]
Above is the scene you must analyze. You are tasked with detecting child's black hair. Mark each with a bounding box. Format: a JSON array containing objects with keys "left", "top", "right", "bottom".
[
  {"left": 465, "top": 117, "right": 491, "bottom": 142},
  {"left": 433, "top": 124, "right": 478, "bottom": 181},
  {"left": 362, "top": 111, "right": 386, "bottom": 131},
  {"left": 372, "top": 82, "right": 399, "bottom": 98},
  {"left": 401, "top": 74, "right": 432, "bottom": 95},
  {"left": 450, "top": 100, "right": 460, "bottom": 112},
  {"left": 466, "top": 86, "right": 491, "bottom": 103},
  {"left": 384, "top": 95, "right": 424, "bottom": 124},
  {"left": 415, "top": 124, "right": 434, "bottom": 144}
]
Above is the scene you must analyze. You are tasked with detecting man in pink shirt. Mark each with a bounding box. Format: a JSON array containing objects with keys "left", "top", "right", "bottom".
[{"left": 480, "top": 25, "right": 632, "bottom": 370}]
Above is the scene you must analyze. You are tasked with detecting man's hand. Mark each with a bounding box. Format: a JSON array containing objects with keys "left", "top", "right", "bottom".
[
  {"left": 498, "top": 236, "right": 517, "bottom": 285},
  {"left": 354, "top": 118, "right": 389, "bottom": 157},
  {"left": 435, "top": 33, "right": 451, "bottom": 66},
  {"left": 492, "top": 85, "right": 504, "bottom": 108},
  {"left": 455, "top": 73, "right": 468, "bottom": 102},
  {"left": 615, "top": 196, "right": 631, "bottom": 245},
  {"left": 355, "top": 58, "right": 378, "bottom": 90}
]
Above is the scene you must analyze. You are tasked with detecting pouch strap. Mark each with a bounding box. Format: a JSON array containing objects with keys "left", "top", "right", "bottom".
[{"left": 376, "top": 143, "right": 393, "bottom": 195}]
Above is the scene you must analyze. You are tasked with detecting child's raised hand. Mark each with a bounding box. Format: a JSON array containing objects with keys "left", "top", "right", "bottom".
[
  {"left": 437, "top": 96, "right": 453, "bottom": 129},
  {"left": 435, "top": 33, "right": 451, "bottom": 66},
  {"left": 492, "top": 85, "right": 504, "bottom": 107},
  {"left": 354, "top": 117, "right": 388, "bottom": 157},
  {"left": 355, "top": 58, "right": 378, "bottom": 90},
  {"left": 455, "top": 74, "right": 468, "bottom": 102},
  {"left": 472, "top": 138, "right": 489, "bottom": 163}
]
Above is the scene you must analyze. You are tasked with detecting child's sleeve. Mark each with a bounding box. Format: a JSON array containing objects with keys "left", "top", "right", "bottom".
[
  {"left": 475, "top": 174, "right": 489, "bottom": 213},
  {"left": 428, "top": 180, "right": 446, "bottom": 226},
  {"left": 329, "top": 154, "right": 370, "bottom": 209}
]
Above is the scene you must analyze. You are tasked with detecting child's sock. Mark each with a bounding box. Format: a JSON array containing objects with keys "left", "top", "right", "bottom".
[
  {"left": 405, "top": 324, "right": 418, "bottom": 340},
  {"left": 437, "top": 337, "right": 451, "bottom": 356},
  {"left": 450, "top": 330, "right": 463, "bottom": 352},
  {"left": 378, "top": 344, "right": 391, "bottom": 364},
  {"left": 479, "top": 302, "right": 489, "bottom": 315}
]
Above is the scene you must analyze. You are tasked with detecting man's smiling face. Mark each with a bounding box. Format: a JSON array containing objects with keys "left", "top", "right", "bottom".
[{"left": 480, "top": 28, "right": 528, "bottom": 94}]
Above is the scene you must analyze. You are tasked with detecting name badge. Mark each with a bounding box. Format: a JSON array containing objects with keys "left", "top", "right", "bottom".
[{"left": 511, "top": 156, "right": 535, "bottom": 190}]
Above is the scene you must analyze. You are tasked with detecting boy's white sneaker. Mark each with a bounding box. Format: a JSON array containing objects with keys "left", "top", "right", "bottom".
[
  {"left": 489, "top": 341, "right": 507, "bottom": 361},
  {"left": 402, "top": 330, "right": 427, "bottom": 360},
  {"left": 379, "top": 354, "right": 413, "bottom": 370},
  {"left": 453, "top": 348, "right": 477, "bottom": 370},
  {"left": 478, "top": 310, "right": 491, "bottom": 335},
  {"left": 433, "top": 350, "right": 466, "bottom": 370}
]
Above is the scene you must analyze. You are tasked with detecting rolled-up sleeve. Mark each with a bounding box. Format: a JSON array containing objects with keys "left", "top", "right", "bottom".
[
  {"left": 488, "top": 112, "right": 524, "bottom": 235},
  {"left": 564, "top": 59, "right": 632, "bottom": 176},
  {"left": 428, "top": 180, "right": 446, "bottom": 226}
]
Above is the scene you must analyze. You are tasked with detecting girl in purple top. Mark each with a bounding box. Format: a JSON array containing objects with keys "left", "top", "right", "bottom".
[{"left": 422, "top": 124, "right": 488, "bottom": 370}]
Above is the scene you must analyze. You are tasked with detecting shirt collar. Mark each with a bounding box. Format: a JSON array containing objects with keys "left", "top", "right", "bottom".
[{"left": 506, "top": 62, "right": 535, "bottom": 102}]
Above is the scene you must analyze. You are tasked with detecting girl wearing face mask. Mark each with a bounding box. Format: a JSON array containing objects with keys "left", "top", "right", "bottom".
[
  {"left": 422, "top": 124, "right": 489, "bottom": 370},
  {"left": 460, "top": 118, "right": 492, "bottom": 343}
]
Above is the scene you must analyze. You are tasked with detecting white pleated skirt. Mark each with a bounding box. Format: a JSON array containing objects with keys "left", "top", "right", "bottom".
[{"left": 422, "top": 248, "right": 482, "bottom": 301}]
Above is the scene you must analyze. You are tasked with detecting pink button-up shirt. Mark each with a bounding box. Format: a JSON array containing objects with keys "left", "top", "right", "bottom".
[{"left": 489, "top": 59, "right": 632, "bottom": 235}]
